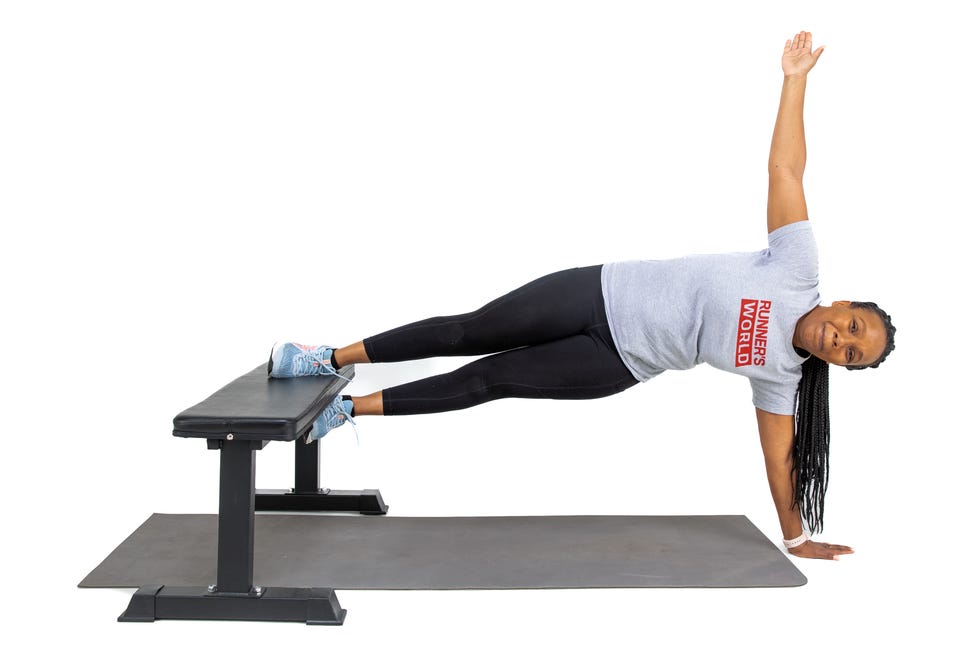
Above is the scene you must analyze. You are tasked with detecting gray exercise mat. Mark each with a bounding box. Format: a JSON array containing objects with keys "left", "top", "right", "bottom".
[{"left": 79, "top": 513, "right": 805, "bottom": 589}]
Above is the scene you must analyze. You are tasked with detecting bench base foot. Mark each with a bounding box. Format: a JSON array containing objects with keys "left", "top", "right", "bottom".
[
  {"left": 119, "top": 584, "right": 346, "bottom": 625},
  {"left": 256, "top": 488, "right": 388, "bottom": 515}
]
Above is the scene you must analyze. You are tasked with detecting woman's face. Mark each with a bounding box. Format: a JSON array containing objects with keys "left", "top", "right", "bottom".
[{"left": 795, "top": 301, "right": 887, "bottom": 367}]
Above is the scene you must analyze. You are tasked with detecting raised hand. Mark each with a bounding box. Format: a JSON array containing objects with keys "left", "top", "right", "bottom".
[
  {"left": 782, "top": 31, "right": 825, "bottom": 77},
  {"left": 788, "top": 539, "right": 854, "bottom": 561}
]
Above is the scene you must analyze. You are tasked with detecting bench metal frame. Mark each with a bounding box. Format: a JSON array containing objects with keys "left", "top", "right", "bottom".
[{"left": 119, "top": 366, "right": 386, "bottom": 625}]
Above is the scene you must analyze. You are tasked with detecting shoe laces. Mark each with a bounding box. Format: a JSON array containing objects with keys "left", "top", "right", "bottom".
[
  {"left": 306, "top": 398, "right": 360, "bottom": 446},
  {"left": 335, "top": 403, "right": 360, "bottom": 447},
  {"left": 294, "top": 347, "right": 353, "bottom": 383}
]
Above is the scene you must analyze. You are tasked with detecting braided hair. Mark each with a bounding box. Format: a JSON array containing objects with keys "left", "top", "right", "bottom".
[{"left": 793, "top": 301, "right": 896, "bottom": 534}]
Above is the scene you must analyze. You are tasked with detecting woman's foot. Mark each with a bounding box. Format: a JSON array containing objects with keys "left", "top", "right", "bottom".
[
  {"left": 268, "top": 342, "right": 352, "bottom": 381},
  {"left": 307, "top": 395, "right": 357, "bottom": 443}
]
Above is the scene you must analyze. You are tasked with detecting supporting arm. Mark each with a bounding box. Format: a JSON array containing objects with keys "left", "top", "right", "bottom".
[
  {"left": 755, "top": 408, "right": 855, "bottom": 561},
  {"left": 755, "top": 409, "right": 804, "bottom": 540}
]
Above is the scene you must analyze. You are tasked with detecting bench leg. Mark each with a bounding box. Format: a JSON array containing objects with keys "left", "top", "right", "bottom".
[
  {"left": 119, "top": 439, "right": 346, "bottom": 625},
  {"left": 255, "top": 437, "right": 389, "bottom": 515},
  {"left": 217, "top": 438, "right": 257, "bottom": 592}
]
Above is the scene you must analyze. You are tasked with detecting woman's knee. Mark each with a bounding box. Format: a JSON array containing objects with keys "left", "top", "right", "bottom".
[{"left": 430, "top": 319, "right": 467, "bottom": 348}]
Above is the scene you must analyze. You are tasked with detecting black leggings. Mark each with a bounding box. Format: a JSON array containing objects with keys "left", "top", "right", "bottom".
[{"left": 362, "top": 265, "right": 639, "bottom": 416}]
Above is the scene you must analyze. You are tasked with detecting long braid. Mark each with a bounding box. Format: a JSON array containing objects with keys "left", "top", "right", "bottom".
[
  {"left": 792, "top": 302, "right": 896, "bottom": 534},
  {"left": 793, "top": 355, "right": 830, "bottom": 534}
]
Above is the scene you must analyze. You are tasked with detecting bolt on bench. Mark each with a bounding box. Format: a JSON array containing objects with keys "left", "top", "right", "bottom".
[{"left": 119, "top": 363, "right": 387, "bottom": 625}]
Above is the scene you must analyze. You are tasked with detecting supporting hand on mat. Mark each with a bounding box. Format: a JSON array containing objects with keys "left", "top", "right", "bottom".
[
  {"left": 788, "top": 539, "right": 854, "bottom": 561},
  {"left": 782, "top": 31, "right": 825, "bottom": 77}
]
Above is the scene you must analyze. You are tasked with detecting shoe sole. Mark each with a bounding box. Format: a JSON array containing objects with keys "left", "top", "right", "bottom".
[{"left": 267, "top": 342, "right": 280, "bottom": 376}]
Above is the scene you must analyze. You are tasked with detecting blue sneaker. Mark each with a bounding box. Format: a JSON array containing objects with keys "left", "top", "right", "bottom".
[
  {"left": 307, "top": 395, "right": 358, "bottom": 443},
  {"left": 268, "top": 342, "right": 352, "bottom": 381}
]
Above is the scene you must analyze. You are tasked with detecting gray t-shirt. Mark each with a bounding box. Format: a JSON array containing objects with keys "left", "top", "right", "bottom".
[{"left": 600, "top": 221, "right": 820, "bottom": 415}]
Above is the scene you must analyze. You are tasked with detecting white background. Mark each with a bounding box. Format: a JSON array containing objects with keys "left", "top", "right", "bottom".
[{"left": 2, "top": 1, "right": 976, "bottom": 649}]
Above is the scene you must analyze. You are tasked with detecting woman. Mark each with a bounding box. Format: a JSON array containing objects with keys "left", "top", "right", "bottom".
[{"left": 269, "top": 32, "right": 895, "bottom": 562}]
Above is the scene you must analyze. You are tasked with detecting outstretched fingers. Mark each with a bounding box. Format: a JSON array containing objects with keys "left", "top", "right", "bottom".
[
  {"left": 792, "top": 32, "right": 813, "bottom": 51},
  {"left": 786, "top": 31, "right": 813, "bottom": 53},
  {"left": 781, "top": 31, "right": 824, "bottom": 77},
  {"left": 824, "top": 542, "right": 854, "bottom": 559},
  {"left": 789, "top": 540, "right": 855, "bottom": 560}
]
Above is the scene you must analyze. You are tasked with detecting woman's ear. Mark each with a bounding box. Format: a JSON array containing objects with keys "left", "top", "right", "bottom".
[{"left": 831, "top": 300, "right": 852, "bottom": 307}]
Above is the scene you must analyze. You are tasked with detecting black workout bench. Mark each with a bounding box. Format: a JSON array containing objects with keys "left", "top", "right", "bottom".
[{"left": 119, "top": 364, "right": 387, "bottom": 625}]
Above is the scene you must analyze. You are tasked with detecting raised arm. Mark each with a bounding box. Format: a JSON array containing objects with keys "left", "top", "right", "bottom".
[
  {"left": 756, "top": 408, "right": 854, "bottom": 560},
  {"left": 767, "top": 31, "right": 824, "bottom": 234}
]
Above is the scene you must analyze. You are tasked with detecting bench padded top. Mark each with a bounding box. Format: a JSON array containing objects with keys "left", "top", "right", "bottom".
[{"left": 172, "top": 364, "right": 354, "bottom": 441}]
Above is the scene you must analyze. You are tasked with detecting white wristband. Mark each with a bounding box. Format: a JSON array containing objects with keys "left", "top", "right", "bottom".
[{"left": 783, "top": 532, "right": 808, "bottom": 549}]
